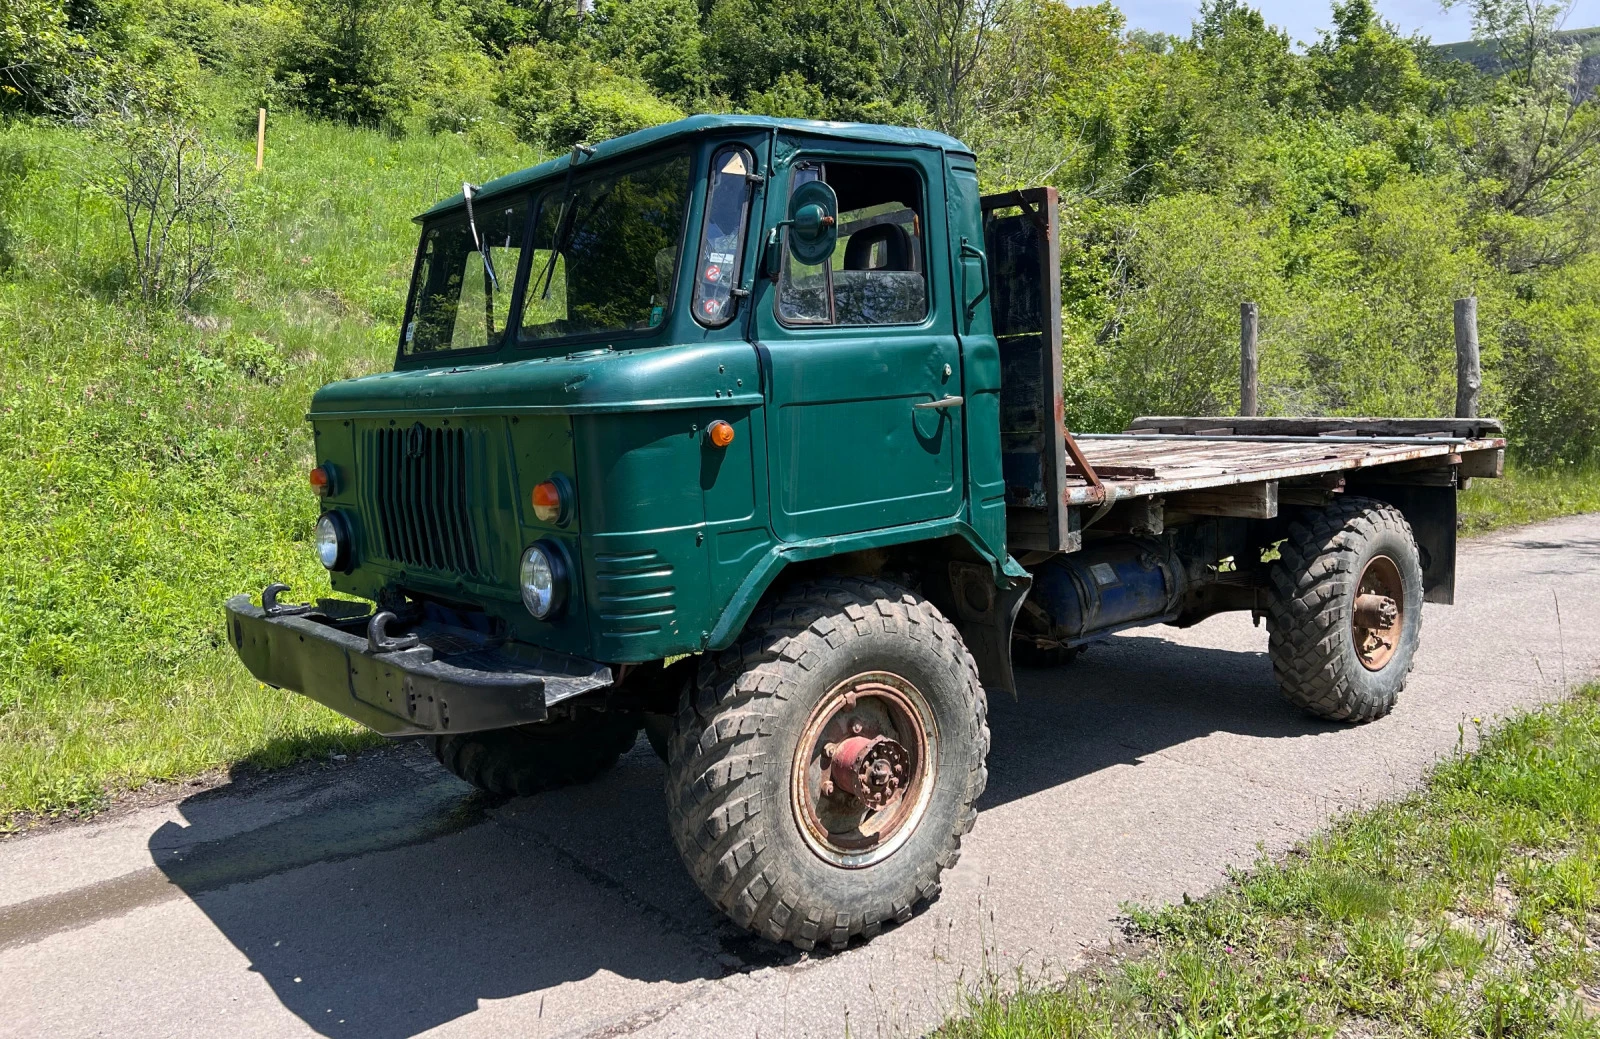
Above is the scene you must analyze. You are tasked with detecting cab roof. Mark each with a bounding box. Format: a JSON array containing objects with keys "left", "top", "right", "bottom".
[{"left": 418, "top": 114, "right": 972, "bottom": 219}]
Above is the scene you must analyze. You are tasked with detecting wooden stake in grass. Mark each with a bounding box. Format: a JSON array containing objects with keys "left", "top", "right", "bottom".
[{"left": 255, "top": 108, "right": 266, "bottom": 172}]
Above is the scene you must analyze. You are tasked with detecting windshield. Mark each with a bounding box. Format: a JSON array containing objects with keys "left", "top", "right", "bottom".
[
  {"left": 522, "top": 154, "right": 691, "bottom": 341},
  {"left": 402, "top": 200, "right": 527, "bottom": 356}
]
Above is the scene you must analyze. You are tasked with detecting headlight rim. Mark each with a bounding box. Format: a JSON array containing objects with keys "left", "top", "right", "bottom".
[
  {"left": 315, "top": 511, "right": 352, "bottom": 572},
  {"left": 520, "top": 539, "right": 570, "bottom": 620}
]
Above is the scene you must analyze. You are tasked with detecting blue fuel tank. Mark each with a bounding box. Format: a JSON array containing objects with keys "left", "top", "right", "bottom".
[{"left": 1028, "top": 538, "right": 1185, "bottom": 645}]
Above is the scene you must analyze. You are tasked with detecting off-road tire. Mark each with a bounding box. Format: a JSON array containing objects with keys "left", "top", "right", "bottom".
[
  {"left": 665, "top": 578, "right": 988, "bottom": 951},
  {"left": 429, "top": 712, "right": 641, "bottom": 796},
  {"left": 1266, "top": 496, "right": 1423, "bottom": 722}
]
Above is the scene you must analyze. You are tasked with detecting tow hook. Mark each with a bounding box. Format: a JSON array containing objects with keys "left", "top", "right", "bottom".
[
  {"left": 261, "top": 583, "right": 312, "bottom": 618},
  {"left": 367, "top": 611, "right": 421, "bottom": 653}
]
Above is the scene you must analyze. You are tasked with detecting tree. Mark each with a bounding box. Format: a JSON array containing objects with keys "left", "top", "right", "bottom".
[
  {"left": 586, "top": 0, "right": 707, "bottom": 103},
  {"left": 700, "top": 0, "right": 906, "bottom": 121},
  {"left": 277, "top": 0, "right": 423, "bottom": 127},
  {"left": 1305, "top": 0, "right": 1431, "bottom": 115},
  {"left": 93, "top": 110, "right": 238, "bottom": 308},
  {"left": 1444, "top": 0, "right": 1600, "bottom": 269}
]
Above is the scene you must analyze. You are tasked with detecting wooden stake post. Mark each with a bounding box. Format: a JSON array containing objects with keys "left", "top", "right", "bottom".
[
  {"left": 256, "top": 108, "right": 266, "bottom": 171},
  {"left": 1454, "top": 297, "right": 1480, "bottom": 419},
  {"left": 1240, "top": 301, "right": 1259, "bottom": 417}
]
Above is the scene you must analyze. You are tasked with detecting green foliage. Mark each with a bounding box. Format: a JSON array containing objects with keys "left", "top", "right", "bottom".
[
  {"left": 586, "top": 0, "right": 708, "bottom": 103},
  {"left": 276, "top": 0, "right": 424, "bottom": 128},
  {"left": 940, "top": 686, "right": 1600, "bottom": 1038},
  {"left": 1, "top": 0, "right": 197, "bottom": 117},
  {"left": 702, "top": 0, "right": 906, "bottom": 121},
  {"left": 1304, "top": 0, "right": 1432, "bottom": 115},
  {"left": 495, "top": 43, "right": 684, "bottom": 150}
]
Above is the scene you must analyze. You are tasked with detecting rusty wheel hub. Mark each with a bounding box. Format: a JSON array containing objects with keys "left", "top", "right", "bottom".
[
  {"left": 791, "top": 672, "right": 937, "bottom": 869},
  {"left": 1352, "top": 554, "right": 1404, "bottom": 671}
]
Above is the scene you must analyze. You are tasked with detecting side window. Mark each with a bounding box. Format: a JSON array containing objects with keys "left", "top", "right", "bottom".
[
  {"left": 776, "top": 162, "right": 928, "bottom": 328},
  {"left": 694, "top": 145, "right": 756, "bottom": 327}
]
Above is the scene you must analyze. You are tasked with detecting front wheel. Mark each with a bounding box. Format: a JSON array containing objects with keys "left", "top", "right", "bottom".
[
  {"left": 1266, "top": 497, "right": 1423, "bottom": 722},
  {"left": 665, "top": 578, "right": 988, "bottom": 951}
]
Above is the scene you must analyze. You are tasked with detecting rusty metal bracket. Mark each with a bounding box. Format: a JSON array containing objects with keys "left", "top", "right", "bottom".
[{"left": 1061, "top": 427, "right": 1106, "bottom": 506}]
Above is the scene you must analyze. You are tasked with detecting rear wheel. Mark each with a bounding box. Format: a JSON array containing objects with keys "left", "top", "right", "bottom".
[
  {"left": 1266, "top": 497, "right": 1423, "bottom": 722},
  {"left": 429, "top": 712, "right": 641, "bottom": 796},
  {"left": 665, "top": 578, "right": 988, "bottom": 950}
]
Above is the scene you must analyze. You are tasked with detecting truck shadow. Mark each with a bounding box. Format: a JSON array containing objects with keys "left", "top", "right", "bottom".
[
  {"left": 985, "top": 631, "right": 1334, "bottom": 809},
  {"left": 146, "top": 632, "right": 1332, "bottom": 1038}
]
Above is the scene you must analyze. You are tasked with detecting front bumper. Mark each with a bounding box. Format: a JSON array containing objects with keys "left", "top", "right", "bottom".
[{"left": 225, "top": 592, "right": 613, "bottom": 737}]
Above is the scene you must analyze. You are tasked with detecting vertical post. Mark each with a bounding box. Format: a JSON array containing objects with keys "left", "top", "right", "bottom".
[
  {"left": 255, "top": 108, "right": 266, "bottom": 172},
  {"left": 1240, "top": 301, "right": 1259, "bottom": 417},
  {"left": 1454, "top": 296, "right": 1480, "bottom": 419}
]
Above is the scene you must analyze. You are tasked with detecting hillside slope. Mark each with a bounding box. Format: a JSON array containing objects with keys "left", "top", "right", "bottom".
[{"left": 0, "top": 110, "right": 536, "bottom": 823}]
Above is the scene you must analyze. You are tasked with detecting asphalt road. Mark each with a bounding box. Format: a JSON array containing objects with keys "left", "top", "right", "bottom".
[{"left": 3, "top": 515, "right": 1598, "bottom": 1039}]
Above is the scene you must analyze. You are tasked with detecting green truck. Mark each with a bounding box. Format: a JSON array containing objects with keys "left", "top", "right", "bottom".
[{"left": 226, "top": 115, "right": 1506, "bottom": 951}]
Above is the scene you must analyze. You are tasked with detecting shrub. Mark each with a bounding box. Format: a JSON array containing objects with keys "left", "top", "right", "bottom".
[
  {"left": 275, "top": 0, "right": 424, "bottom": 128},
  {"left": 91, "top": 113, "right": 239, "bottom": 308},
  {"left": 496, "top": 44, "right": 682, "bottom": 149}
]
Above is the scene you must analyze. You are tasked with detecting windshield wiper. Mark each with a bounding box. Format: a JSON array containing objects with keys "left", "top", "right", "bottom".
[
  {"left": 461, "top": 182, "right": 500, "bottom": 293},
  {"left": 533, "top": 181, "right": 616, "bottom": 303}
]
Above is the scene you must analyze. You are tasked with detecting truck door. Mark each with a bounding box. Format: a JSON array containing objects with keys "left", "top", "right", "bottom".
[{"left": 753, "top": 145, "right": 964, "bottom": 542}]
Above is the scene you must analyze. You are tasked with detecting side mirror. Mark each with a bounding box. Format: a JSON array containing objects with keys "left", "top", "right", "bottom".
[{"left": 765, "top": 180, "right": 838, "bottom": 276}]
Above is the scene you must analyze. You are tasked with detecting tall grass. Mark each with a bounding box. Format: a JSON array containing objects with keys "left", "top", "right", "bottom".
[{"left": 0, "top": 109, "right": 538, "bottom": 824}]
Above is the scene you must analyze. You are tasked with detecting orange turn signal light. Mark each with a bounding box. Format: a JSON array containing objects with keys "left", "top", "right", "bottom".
[
  {"left": 532, "top": 480, "right": 564, "bottom": 523},
  {"left": 309, "top": 465, "right": 332, "bottom": 497},
  {"left": 706, "top": 420, "right": 735, "bottom": 449}
]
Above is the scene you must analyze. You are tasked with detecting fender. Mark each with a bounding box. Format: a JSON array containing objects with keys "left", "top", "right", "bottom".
[{"left": 706, "top": 519, "right": 1031, "bottom": 693}]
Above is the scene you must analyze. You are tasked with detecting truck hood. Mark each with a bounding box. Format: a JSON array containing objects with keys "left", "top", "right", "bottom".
[{"left": 310, "top": 344, "right": 763, "bottom": 419}]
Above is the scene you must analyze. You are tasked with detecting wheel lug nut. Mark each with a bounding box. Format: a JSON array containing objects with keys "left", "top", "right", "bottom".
[
  {"left": 820, "top": 779, "right": 834, "bottom": 797},
  {"left": 850, "top": 721, "right": 863, "bottom": 735},
  {"left": 822, "top": 743, "right": 835, "bottom": 762}
]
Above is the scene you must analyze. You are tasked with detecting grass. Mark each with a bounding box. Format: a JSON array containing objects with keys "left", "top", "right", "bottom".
[
  {"left": 1460, "top": 462, "right": 1600, "bottom": 536},
  {"left": 938, "top": 685, "right": 1600, "bottom": 1039},
  {"left": 0, "top": 103, "right": 539, "bottom": 828}
]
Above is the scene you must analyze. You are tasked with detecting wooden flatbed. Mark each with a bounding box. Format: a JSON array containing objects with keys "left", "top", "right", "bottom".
[{"left": 1063, "top": 417, "right": 1506, "bottom": 507}]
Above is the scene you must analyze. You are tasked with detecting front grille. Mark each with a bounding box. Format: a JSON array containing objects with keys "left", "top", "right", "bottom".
[{"left": 363, "top": 425, "right": 483, "bottom": 577}]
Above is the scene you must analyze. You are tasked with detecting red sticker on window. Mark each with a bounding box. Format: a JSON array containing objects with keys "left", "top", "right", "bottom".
[
  {"left": 704, "top": 264, "right": 721, "bottom": 281},
  {"left": 703, "top": 299, "right": 720, "bottom": 315}
]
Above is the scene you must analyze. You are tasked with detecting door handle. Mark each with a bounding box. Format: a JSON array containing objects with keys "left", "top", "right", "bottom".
[{"left": 914, "top": 395, "right": 965, "bottom": 410}]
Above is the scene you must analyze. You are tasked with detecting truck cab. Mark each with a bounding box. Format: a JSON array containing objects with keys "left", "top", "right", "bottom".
[
  {"left": 296, "top": 116, "right": 1010, "bottom": 678},
  {"left": 227, "top": 115, "right": 1504, "bottom": 952}
]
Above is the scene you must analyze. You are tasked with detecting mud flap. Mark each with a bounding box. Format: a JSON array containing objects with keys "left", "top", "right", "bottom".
[{"left": 946, "top": 561, "right": 1032, "bottom": 695}]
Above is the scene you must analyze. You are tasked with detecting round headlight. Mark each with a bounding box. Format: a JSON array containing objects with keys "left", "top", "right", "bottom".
[
  {"left": 520, "top": 542, "right": 568, "bottom": 619},
  {"left": 315, "top": 512, "right": 349, "bottom": 571}
]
